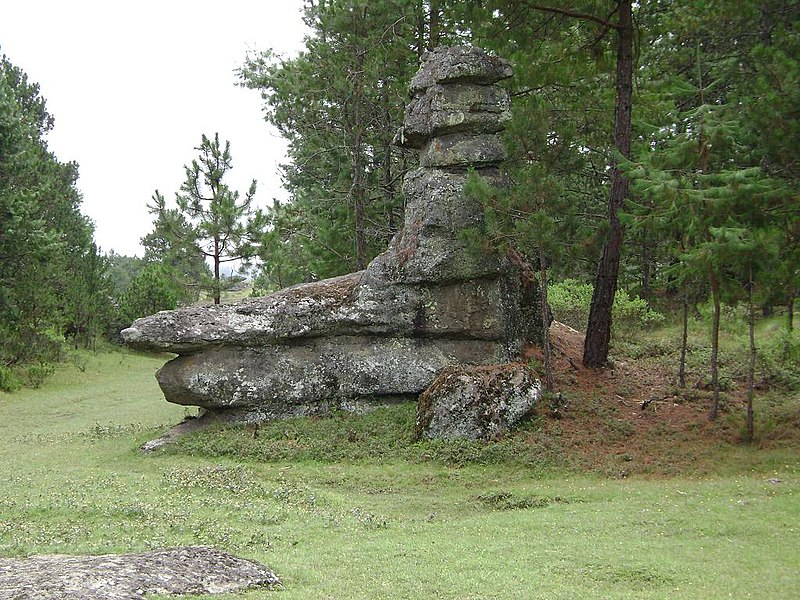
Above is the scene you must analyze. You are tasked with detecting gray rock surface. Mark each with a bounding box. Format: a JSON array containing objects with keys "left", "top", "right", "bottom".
[
  {"left": 398, "top": 83, "right": 511, "bottom": 148},
  {"left": 0, "top": 546, "right": 280, "bottom": 599},
  {"left": 408, "top": 46, "right": 512, "bottom": 93},
  {"left": 415, "top": 364, "right": 540, "bottom": 441},
  {"left": 122, "top": 46, "right": 539, "bottom": 424},
  {"left": 156, "top": 337, "right": 506, "bottom": 417},
  {"left": 420, "top": 133, "right": 506, "bottom": 168}
]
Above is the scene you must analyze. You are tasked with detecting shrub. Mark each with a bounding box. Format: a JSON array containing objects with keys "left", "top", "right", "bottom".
[
  {"left": 26, "top": 363, "right": 55, "bottom": 389},
  {"left": 612, "top": 288, "right": 666, "bottom": 333},
  {"left": 758, "top": 331, "right": 800, "bottom": 390},
  {"left": 0, "top": 366, "right": 21, "bottom": 392},
  {"left": 547, "top": 279, "right": 593, "bottom": 331},
  {"left": 548, "top": 279, "right": 664, "bottom": 335}
]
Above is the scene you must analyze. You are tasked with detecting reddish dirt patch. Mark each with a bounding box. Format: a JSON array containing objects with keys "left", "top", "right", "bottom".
[{"left": 524, "top": 322, "right": 752, "bottom": 476}]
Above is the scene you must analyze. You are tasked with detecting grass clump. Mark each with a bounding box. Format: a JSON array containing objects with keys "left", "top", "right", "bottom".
[
  {"left": 474, "top": 491, "right": 576, "bottom": 511},
  {"left": 174, "top": 404, "right": 565, "bottom": 470}
]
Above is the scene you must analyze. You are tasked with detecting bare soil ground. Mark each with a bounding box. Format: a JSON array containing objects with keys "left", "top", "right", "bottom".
[{"left": 525, "top": 322, "right": 798, "bottom": 476}]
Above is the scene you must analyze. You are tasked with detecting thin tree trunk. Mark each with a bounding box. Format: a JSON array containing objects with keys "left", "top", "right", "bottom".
[
  {"left": 789, "top": 290, "right": 795, "bottom": 333},
  {"left": 351, "top": 37, "right": 367, "bottom": 271},
  {"left": 539, "top": 248, "right": 554, "bottom": 393},
  {"left": 746, "top": 265, "right": 756, "bottom": 442},
  {"left": 583, "top": 0, "right": 633, "bottom": 368},
  {"left": 213, "top": 235, "right": 221, "bottom": 305},
  {"left": 640, "top": 235, "right": 652, "bottom": 301},
  {"left": 415, "top": 0, "right": 425, "bottom": 58},
  {"left": 428, "top": 0, "right": 440, "bottom": 50},
  {"left": 709, "top": 268, "right": 721, "bottom": 421},
  {"left": 381, "top": 85, "right": 396, "bottom": 243},
  {"left": 679, "top": 296, "right": 689, "bottom": 388}
]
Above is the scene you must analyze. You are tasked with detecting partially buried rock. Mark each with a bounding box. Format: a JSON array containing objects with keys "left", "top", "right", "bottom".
[
  {"left": 0, "top": 546, "right": 281, "bottom": 599},
  {"left": 415, "top": 364, "right": 540, "bottom": 441}
]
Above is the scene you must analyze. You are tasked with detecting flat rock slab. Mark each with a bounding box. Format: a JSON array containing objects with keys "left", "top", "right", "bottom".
[{"left": 0, "top": 546, "right": 280, "bottom": 599}]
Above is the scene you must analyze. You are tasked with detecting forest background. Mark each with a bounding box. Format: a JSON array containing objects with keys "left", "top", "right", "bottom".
[{"left": 1, "top": 0, "right": 797, "bottom": 415}]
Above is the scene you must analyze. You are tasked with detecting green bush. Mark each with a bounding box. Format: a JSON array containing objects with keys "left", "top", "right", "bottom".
[
  {"left": 547, "top": 279, "right": 594, "bottom": 331},
  {"left": 548, "top": 279, "right": 664, "bottom": 334},
  {"left": 612, "top": 288, "right": 666, "bottom": 333},
  {"left": 758, "top": 331, "right": 800, "bottom": 390},
  {"left": 0, "top": 366, "right": 21, "bottom": 392},
  {"left": 26, "top": 363, "right": 55, "bottom": 389}
]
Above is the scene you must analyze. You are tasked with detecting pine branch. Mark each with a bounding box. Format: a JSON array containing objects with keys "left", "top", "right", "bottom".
[{"left": 524, "top": 2, "right": 622, "bottom": 30}]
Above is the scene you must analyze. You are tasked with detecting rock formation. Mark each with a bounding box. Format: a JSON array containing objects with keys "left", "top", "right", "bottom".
[{"left": 122, "top": 46, "right": 540, "bottom": 422}]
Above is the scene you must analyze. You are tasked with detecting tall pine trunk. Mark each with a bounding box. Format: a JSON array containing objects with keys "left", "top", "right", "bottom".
[
  {"left": 428, "top": 0, "right": 440, "bottom": 50},
  {"left": 539, "top": 248, "right": 554, "bottom": 393},
  {"left": 583, "top": 0, "right": 633, "bottom": 367},
  {"left": 381, "top": 85, "right": 396, "bottom": 243},
  {"left": 415, "top": 0, "right": 425, "bottom": 58},
  {"left": 679, "top": 296, "right": 689, "bottom": 388},
  {"left": 708, "top": 267, "right": 721, "bottom": 421},
  {"left": 746, "top": 265, "right": 756, "bottom": 442},
  {"left": 351, "top": 35, "right": 367, "bottom": 271}
]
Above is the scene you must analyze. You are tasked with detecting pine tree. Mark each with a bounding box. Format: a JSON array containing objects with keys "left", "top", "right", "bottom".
[
  {"left": 238, "top": 0, "right": 427, "bottom": 282},
  {"left": 625, "top": 86, "right": 787, "bottom": 421},
  {"left": 147, "top": 133, "right": 263, "bottom": 305},
  {"left": 143, "top": 191, "right": 209, "bottom": 305},
  {"left": 622, "top": 0, "right": 799, "bottom": 421},
  {"left": 1, "top": 52, "right": 109, "bottom": 370}
]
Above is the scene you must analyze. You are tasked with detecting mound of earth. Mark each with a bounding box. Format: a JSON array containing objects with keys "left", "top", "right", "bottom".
[{"left": 529, "top": 321, "right": 760, "bottom": 475}]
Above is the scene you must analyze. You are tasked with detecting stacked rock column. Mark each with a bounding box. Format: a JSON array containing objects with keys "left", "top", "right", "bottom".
[
  {"left": 372, "top": 46, "right": 514, "bottom": 285},
  {"left": 366, "top": 46, "right": 537, "bottom": 356}
]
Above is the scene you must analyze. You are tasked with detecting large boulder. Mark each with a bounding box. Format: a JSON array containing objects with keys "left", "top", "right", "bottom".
[
  {"left": 415, "top": 364, "right": 540, "bottom": 441},
  {"left": 122, "top": 46, "right": 540, "bottom": 422}
]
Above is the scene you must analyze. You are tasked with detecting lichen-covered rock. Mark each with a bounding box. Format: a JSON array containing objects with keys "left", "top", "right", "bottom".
[
  {"left": 409, "top": 46, "right": 512, "bottom": 93},
  {"left": 0, "top": 546, "right": 280, "bottom": 599},
  {"left": 415, "top": 364, "right": 540, "bottom": 441},
  {"left": 123, "top": 273, "right": 366, "bottom": 353},
  {"left": 420, "top": 133, "right": 506, "bottom": 168},
  {"left": 397, "top": 83, "right": 511, "bottom": 148},
  {"left": 364, "top": 168, "right": 509, "bottom": 284},
  {"left": 399, "top": 168, "right": 493, "bottom": 233},
  {"left": 123, "top": 275, "right": 523, "bottom": 354},
  {"left": 156, "top": 337, "right": 508, "bottom": 420},
  {"left": 122, "top": 46, "right": 541, "bottom": 427},
  {"left": 369, "top": 234, "right": 504, "bottom": 285}
]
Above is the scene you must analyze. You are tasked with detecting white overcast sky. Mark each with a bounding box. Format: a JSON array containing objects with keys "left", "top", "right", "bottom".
[{"left": 1, "top": 0, "right": 308, "bottom": 257}]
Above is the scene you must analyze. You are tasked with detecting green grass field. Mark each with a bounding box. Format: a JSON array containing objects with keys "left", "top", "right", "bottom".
[{"left": 1, "top": 349, "right": 799, "bottom": 599}]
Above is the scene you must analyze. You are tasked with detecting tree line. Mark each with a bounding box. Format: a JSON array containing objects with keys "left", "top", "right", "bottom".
[
  {"left": 1, "top": 53, "right": 110, "bottom": 387},
  {"left": 2, "top": 1, "right": 798, "bottom": 421}
]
